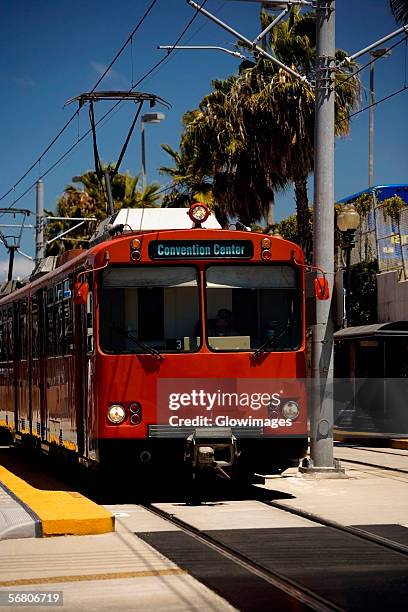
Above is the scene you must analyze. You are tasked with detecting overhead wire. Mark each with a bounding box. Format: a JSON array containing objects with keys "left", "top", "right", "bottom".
[
  {"left": 9, "top": 0, "right": 406, "bottom": 210},
  {"left": 345, "top": 84, "right": 408, "bottom": 121},
  {"left": 0, "top": 0, "right": 159, "bottom": 207},
  {"left": 2, "top": 0, "right": 209, "bottom": 210},
  {"left": 340, "top": 34, "right": 408, "bottom": 84}
]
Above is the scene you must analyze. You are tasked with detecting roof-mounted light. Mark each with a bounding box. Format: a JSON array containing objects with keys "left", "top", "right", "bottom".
[
  {"left": 130, "top": 237, "right": 142, "bottom": 263},
  {"left": 131, "top": 238, "right": 141, "bottom": 250},
  {"left": 188, "top": 203, "right": 210, "bottom": 228}
]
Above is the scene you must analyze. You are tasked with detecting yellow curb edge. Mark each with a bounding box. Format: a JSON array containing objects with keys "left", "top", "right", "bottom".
[{"left": 0, "top": 466, "right": 114, "bottom": 537}]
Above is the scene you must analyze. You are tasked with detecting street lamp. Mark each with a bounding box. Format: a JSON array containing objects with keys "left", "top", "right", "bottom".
[
  {"left": 158, "top": 45, "right": 246, "bottom": 60},
  {"left": 141, "top": 112, "right": 165, "bottom": 189},
  {"left": 232, "top": 1, "right": 312, "bottom": 6},
  {"left": 337, "top": 204, "right": 361, "bottom": 327},
  {"left": 369, "top": 48, "right": 391, "bottom": 188}
]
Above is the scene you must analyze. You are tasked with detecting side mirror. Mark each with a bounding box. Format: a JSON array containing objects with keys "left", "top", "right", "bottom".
[
  {"left": 73, "top": 281, "right": 89, "bottom": 306},
  {"left": 314, "top": 276, "right": 330, "bottom": 300}
]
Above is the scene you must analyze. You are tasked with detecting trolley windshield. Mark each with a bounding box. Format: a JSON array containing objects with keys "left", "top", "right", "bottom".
[
  {"left": 205, "top": 265, "right": 301, "bottom": 351},
  {"left": 99, "top": 266, "right": 200, "bottom": 353}
]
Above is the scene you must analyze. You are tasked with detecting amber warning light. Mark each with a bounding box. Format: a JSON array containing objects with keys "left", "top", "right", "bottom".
[{"left": 188, "top": 203, "right": 210, "bottom": 227}]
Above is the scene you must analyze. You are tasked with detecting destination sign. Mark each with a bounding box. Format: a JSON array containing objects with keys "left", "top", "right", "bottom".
[{"left": 149, "top": 240, "right": 253, "bottom": 260}]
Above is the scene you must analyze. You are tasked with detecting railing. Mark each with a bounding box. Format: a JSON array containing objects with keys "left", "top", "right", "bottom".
[{"left": 351, "top": 198, "right": 408, "bottom": 280}]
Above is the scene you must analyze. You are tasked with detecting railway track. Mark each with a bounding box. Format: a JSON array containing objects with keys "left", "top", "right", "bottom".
[
  {"left": 140, "top": 493, "right": 408, "bottom": 612},
  {"left": 335, "top": 457, "right": 408, "bottom": 475},
  {"left": 142, "top": 502, "right": 341, "bottom": 612},
  {"left": 3, "top": 444, "right": 408, "bottom": 611},
  {"left": 260, "top": 499, "right": 408, "bottom": 556},
  {"left": 333, "top": 443, "right": 408, "bottom": 476},
  {"left": 337, "top": 446, "right": 408, "bottom": 458}
]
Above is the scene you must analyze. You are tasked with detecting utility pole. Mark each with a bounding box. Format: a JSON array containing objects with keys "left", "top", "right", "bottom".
[
  {"left": 141, "top": 120, "right": 146, "bottom": 190},
  {"left": 368, "top": 48, "right": 391, "bottom": 188},
  {"left": 301, "top": 0, "right": 344, "bottom": 475},
  {"left": 35, "top": 180, "right": 45, "bottom": 262},
  {"left": 0, "top": 208, "right": 32, "bottom": 281},
  {"left": 369, "top": 59, "right": 375, "bottom": 188}
]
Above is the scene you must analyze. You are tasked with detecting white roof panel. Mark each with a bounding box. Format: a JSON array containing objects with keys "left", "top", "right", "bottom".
[{"left": 91, "top": 207, "right": 221, "bottom": 242}]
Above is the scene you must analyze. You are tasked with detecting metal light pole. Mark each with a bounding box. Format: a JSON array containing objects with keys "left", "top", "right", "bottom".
[
  {"left": 35, "top": 180, "right": 45, "bottom": 262},
  {"left": 302, "top": 0, "right": 344, "bottom": 475},
  {"left": 141, "top": 112, "right": 165, "bottom": 190},
  {"left": 158, "top": 45, "right": 246, "bottom": 59},
  {"left": 369, "top": 48, "right": 391, "bottom": 188}
]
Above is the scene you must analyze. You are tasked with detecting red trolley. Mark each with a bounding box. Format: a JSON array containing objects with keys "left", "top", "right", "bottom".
[{"left": 0, "top": 204, "right": 309, "bottom": 478}]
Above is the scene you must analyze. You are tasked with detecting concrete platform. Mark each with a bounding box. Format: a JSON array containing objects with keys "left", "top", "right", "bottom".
[
  {"left": 335, "top": 429, "right": 408, "bottom": 450},
  {"left": 0, "top": 511, "right": 235, "bottom": 612},
  {"left": 1, "top": 447, "right": 407, "bottom": 611},
  {"left": 259, "top": 456, "right": 408, "bottom": 528}
]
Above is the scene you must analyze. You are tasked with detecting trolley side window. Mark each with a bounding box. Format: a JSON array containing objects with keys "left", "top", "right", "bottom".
[
  {"left": 0, "top": 310, "right": 7, "bottom": 361},
  {"left": 2, "top": 306, "right": 15, "bottom": 361},
  {"left": 99, "top": 266, "right": 201, "bottom": 353},
  {"left": 205, "top": 265, "right": 302, "bottom": 351},
  {"left": 46, "top": 288, "right": 55, "bottom": 357},
  {"left": 8, "top": 307, "right": 14, "bottom": 361},
  {"left": 63, "top": 279, "right": 74, "bottom": 355},
  {"left": 0, "top": 310, "right": 4, "bottom": 361},
  {"left": 55, "top": 283, "right": 64, "bottom": 356},
  {"left": 18, "top": 299, "right": 28, "bottom": 360},
  {"left": 32, "top": 293, "right": 41, "bottom": 359}
]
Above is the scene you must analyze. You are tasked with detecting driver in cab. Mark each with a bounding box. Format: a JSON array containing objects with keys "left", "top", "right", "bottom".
[{"left": 208, "top": 309, "right": 239, "bottom": 336}]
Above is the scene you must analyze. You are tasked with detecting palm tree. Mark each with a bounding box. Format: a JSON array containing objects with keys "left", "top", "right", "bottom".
[
  {"left": 45, "top": 168, "right": 160, "bottom": 255},
  {"left": 181, "top": 75, "right": 287, "bottom": 226},
  {"left": 173, "top": 7, "right": 360, "bottom": 259},
  {"left": 390, "top": 0, "right": 408, "bottom": 23},
  {"left": 73, "top": 167, "right": 161, "bottom": 210},
  {"left": 159, "top": 143, "right": 213, "bottom": 209}
]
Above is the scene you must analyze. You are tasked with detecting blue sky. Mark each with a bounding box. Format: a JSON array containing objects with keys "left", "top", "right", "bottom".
[{"left": 0, "top": 0, "right": 407, "bottom": 276}]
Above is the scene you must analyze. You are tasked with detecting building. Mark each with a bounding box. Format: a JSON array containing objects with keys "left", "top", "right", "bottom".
[
  {"left": 334, "top": 184, "right": 408, "bottom": 434},
  {"left": 337, "top": 183, "right": 408, "bottom": 321}
]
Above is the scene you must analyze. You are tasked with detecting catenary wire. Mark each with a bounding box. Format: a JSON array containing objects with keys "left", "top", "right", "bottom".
[
  {"left": 8, "top": 1, "right": 404, "bottom": 209},
  {"left": 5, "top": 0, "right": 209, "bottom": 209},
  {"left": 339, "top": 34, "right": 408, "bottom": 84},
  {"left": 344, "top": 83, "right": 408, "bottom": 122},
  {"left": 0, "top": 0, "right": 159, "bottom": 206}
]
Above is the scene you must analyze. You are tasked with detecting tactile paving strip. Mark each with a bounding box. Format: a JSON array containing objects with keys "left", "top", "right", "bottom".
[{"left": 0, "top": 482, "right": 37, "bottom": 540}]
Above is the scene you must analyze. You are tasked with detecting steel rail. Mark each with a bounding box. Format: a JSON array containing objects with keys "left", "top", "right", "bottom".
[
  {"left": 337, "top": 445, "right": 408, "bottom": 458},
  {"left": 260, "top": 499, "right": 408, "bottom": 557},
  {"left": 142, "top": 503, "right": 342, "bottom": 612},
  {"left": 333, "top": 456, "right": 408, "bottom": 475}
]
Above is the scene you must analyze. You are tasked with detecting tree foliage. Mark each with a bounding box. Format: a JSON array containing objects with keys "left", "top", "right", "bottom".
[
  {"left": 159, "top": 143, "right": 213, "bottom": 209},
  {"left": 45, "top": 167, "right": 160, "bottom": 255},
  {"left": 390, "top": 0, "right": 408, "bottom": 23},
  {"left": 161, "top": 7, "right": 360, "bottom": 260},
  {"left": 349, "top": 260, "right": 378, "bottom": 325}
]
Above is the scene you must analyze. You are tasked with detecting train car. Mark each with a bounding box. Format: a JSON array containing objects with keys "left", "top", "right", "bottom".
[{"left": 0, "top": 204, "right": 311, "bottom": 479}]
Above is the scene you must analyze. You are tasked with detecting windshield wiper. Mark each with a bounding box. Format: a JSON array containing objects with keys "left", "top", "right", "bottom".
[
  {"left": 253, "top": 321, "right": 292, "bottom": 357},
  {"left": 110, "top": 324, "right": 163, "bottom": 358}
]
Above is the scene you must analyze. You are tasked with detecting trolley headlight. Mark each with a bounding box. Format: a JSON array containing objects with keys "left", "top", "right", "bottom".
[
  {"left": 281, "top": 400, "right": 300, "bottom": 420},
  {"left": 107, "top": 404, "right": 126, "bottom": 424}
]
